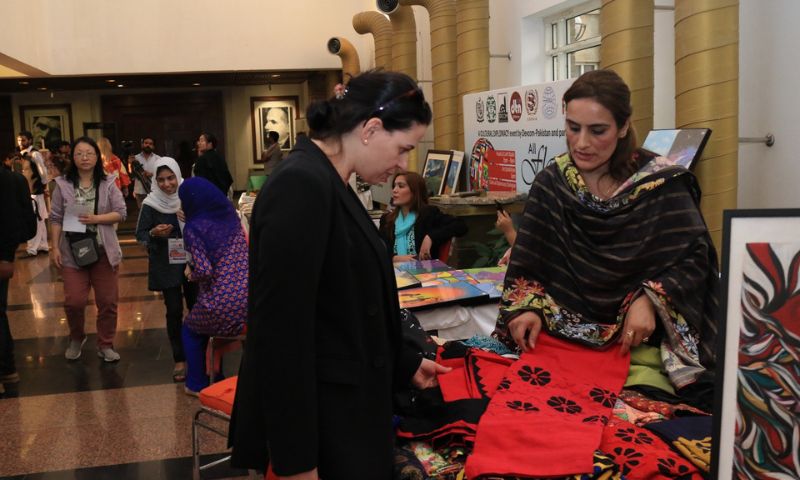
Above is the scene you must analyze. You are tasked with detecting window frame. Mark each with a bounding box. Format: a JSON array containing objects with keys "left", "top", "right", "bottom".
[{"left": 544, "top": 0, "right": 602, "bottom": 81}]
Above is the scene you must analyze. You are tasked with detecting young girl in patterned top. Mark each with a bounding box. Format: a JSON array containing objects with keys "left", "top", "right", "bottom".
[{"left": 178, "top": 176, "right": 247, "bottom": 395}]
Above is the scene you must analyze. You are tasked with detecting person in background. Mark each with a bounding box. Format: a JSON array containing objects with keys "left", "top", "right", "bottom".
[
  {"left": 58, "top": 140, "right": 71, "bottom": 160},
  {"left": 194, "top": 133, "right": 233, "bottom": 196},
  {"left": 0, "top": 166, "right": 36, "bottom": 395},
  {"left": 379, "top": 171, "right": 467, "bottom": 262},
  {"left": 132, "top": 137, "right": 160, "bottom": 208},
  {"left": 50, "top": 137, "right": 127, "bottom": 363},
  {"left": 230, "top": 70, "right": 450, "bottom": 479},
  {"left": 2, "top": 152, "right": 18, "bottom": 171},
  {"left": 98, "top": 137, "right": 131, "bottom": 196},
  {"left": 178, "top": 176, "right": 246, "bottom": 395},
  {"left": 16, "top": 157, "right": 49, "bottom": 257},
  {"left": 260, "top": 130, "right": 283, "bottom": 175},
  {"left": 493, "top": 69, "right": 718, "bottom": 408},
  {"left": 495, "top": 209, "right": 517, "bottom": 266},
  {"left": 17, "top": 130, "right": 48, "bottom": 185},
  {"left": 135, "top": 157, "right": 196, "bottom": 383}
]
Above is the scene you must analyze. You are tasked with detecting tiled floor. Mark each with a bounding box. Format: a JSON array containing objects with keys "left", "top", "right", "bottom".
[{"left": 1, "top": 210, "right": 247, "bottom": 479}]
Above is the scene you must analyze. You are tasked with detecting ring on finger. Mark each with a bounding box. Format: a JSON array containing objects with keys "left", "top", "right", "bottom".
[{"left": 625, "top": 330, "right": 634, "bottom": 337}]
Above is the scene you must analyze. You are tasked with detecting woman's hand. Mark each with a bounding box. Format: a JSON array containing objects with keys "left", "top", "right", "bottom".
[
  {"left": 498, "top": 247, "right": 512, "bottom": 266},
  {"left": 51, "top": 248, "right": 62, "bottom": 269},
  {"left": 508, "top": 311, "right": 543, "bottom": 352},
  {"left": 78, "top": 214, "right": 98, "bottom": 225},
  {"left": 176, "top": 208, "right": 186, "bottom": 223},
  {"left": 150, "top": 224, "right": 174, "bottom": 238},
  {"left": 495, "top": 210, "right": 514, "bottom": 234},
  {"left": 278, "top": 468, "right": 318, "bottom": 480},
  {"left": 619, "top": 295, "right": 657, "bottom": 354},
  {"left": 418, "top": 235, "right": 433, "bottom": 260},
  {"left": 393, "top": 255, "right": 416, "bottom": 263},
  {"left": 412, "top": 358, "right": 452, "bottom": 389}
]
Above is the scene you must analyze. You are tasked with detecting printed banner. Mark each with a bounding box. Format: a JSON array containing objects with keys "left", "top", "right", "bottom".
[{"left": 464, "top": 79, "right": 574, "bottom": 193}]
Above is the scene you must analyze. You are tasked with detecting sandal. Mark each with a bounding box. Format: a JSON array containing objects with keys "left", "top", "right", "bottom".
[{"left": 172, "top": 367, "right": 186, "bottom": 383}]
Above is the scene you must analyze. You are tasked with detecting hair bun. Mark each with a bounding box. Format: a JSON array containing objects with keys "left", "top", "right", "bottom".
[{"left": 306, "top": 100, "right": 334, "bottom": 133}]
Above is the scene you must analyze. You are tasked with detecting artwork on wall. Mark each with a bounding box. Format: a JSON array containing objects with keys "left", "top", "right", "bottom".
[
  {"left": 19, "top": 104, "right": 74, "bottom": 149},
  {"left": 421, "top": 150, "right": 453, "bottom": 196},
  {"left": 250, "top": 96, "right": 299, "bottom": 163},
  {"left": 712, "top": 209, "right": 800, "bottom": 479}
]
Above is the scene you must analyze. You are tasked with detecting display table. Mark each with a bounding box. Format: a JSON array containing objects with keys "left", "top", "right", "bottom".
[{"left": 429, "top": 191, "right": 526, "bottom": 268}]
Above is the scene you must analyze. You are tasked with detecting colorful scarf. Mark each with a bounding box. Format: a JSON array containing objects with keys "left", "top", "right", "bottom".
[{"left": 394, "top": 210, "right": 417, "bottom": 256}]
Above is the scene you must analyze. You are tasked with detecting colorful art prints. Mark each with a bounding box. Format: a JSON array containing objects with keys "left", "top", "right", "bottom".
[
  {"left": 641, "top": 128, "right": 711, "bottom": 171},
  {"left": 733, "top": 242, "right": 800, "bottom": 478},
  {"left": 462, "top": 266, "right": 507, "bottom": 299},
  {"left": 415, "top": 269, "right": 475, "bottom": 287},
  {"left": 394, "top": 259, "right": 452, "bottom": 276},
  {"left": 394, "top": 268, "right": 421, "bottom": 290},
  {"left": 422, "top": 150, "right": 452, "bottom": 196},
  {"left": 713, "top": 209, "right": 800, "bottom": 479},
  {"left": 398, "top": 282, "right": 490, "bottom": 311}
]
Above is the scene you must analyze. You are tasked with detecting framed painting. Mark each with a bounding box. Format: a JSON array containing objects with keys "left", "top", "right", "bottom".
[
  {"left": 19, "top": 104, "right": 74, "bottom": 149},
  {"left": 441, "top": 150, "right": 464, "bottom": 195},
  {"left": 712, "top": 209, "right": 800, "bottom": 479},
  {"left": 421, "top": 150, "right": 452, "bottom": 196},
  {"left": 250, "top": 96, "right": 299, "bottom": 163},
  {"left": 641, "top": 128, "right": 712, "bottom": 170}
]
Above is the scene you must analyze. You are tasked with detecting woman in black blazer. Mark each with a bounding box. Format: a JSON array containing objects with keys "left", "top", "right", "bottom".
[
  {"left": 379, "top": 171, "right": 467, "bottom": 262},
  {"left": 229, "top": 71, "right": 450, "bottom": 480}
]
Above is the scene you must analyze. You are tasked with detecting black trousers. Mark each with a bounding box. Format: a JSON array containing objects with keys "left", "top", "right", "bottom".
[
  {"left": 161, "top": 279, "right": 198, "bottom": 363},
  {"left": 0, "top": 277, "right": 15, "bottom": 376}
]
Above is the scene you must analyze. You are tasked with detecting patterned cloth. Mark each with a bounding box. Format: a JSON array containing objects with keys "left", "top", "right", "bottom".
[
  {"left": 180, "top": 177, "right": 247, "bottom": 337},
  {"left": 465, "top": 332, "right": 630, "bottom": 478},
  {"left": 184, "top": 225, "right": 247, "bottom": 336},
  {"left": 493, "top": 151, "right": 719, "bottom": 394}
]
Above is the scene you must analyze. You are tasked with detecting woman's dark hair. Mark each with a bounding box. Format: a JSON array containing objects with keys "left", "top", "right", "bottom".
[
  {"left": 66, "top": 136, "right": 107, "bottom": 187},
  {"left": 200, "top": 132, "right": 217, "bottom": 149},
  {"left": 24, "top": 157, "right": 45, "bottom": 195},
  {"left": 379, "top": 171, "right": 430, "bottom": 243},
  {"left": 562, "top": 69, "right": 638, "bottom": 181},
  {"left": 307, "top": 70, "right": 432, "bottom": 141}
]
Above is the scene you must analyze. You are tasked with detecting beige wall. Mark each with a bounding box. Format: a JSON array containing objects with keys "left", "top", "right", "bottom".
[{"left": 0, "top": 0, "right": 378, "bottom": 75}]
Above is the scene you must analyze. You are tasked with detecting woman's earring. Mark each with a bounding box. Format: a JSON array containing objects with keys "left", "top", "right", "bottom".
[{"left": 362, "top": 139, "right": 369, "bottom": 145}]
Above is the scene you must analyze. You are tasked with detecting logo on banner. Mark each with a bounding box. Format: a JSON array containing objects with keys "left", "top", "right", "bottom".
[
  {"left": 486, "top": 96, "right": 497, "bottom": 123},
  {"left": 525, "top": 89, "right": 538, "bottom": 116},
  {"left": 498, "top": 93, "right": 508, "bottom": 123},
  {"left": 510, "top": 91, "right": 523, "bottom": 122},
  {"left": 475, "top": 97, "right": 485, "bottom": 122},
  {"left": 542, "top": 86, "right": 557, "bottom": 119}
]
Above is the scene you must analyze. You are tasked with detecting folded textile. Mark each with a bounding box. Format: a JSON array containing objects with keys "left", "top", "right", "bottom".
[
  {"left": 465, "top": 332, "right": 630, "bottom": 478},
  {"left": 645, "top": 416, "right": 712, "bottom": 473}
]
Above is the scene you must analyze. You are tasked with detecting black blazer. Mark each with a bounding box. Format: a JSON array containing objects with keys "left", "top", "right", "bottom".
[
  {"left": 194, "top": 149, "right": 233, "bottom": 194},
  {"left": 378, "top": 204, "right": 467, "bottom": 259},
  {"left": 229, "top": 136, "right": 421, "bottom": 479}
]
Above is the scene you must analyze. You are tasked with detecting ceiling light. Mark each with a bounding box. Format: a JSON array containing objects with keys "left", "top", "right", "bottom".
[
  {"left": 106, "top": 79, "right": 116, "bottom": 83},
  {"left": 192, "top": 82, "right": 201, "bottom": 86},
  {"left": 117, "top": 84, "right": 124, "bottom": 88},
  {"left": 37, "top": 87, "right": 47, "bottom": 91},
  {"left": 18, "top": 81, "right": 29, "bottom": 85},
  {"left": 271, "top": 74, "right": 281, "bottom": 78}
]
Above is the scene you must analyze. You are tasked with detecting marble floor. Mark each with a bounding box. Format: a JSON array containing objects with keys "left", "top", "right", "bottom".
[{"left": 0, "top": 206, "right": 247, "bottom": 479}]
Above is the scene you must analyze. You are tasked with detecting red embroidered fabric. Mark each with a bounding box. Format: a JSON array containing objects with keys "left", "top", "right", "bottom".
[{"left": 466, "top": 332, "right": 630, "bottom": 478}]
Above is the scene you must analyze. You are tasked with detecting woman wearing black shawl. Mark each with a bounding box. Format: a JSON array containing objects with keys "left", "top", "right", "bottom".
[{"left": 492, "top": 70, "right": 718, "bottom": 405}]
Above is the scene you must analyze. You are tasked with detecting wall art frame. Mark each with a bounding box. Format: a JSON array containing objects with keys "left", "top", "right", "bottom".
[
  {"left": 250, "top": 96, "right": 298, "bottom": 163},
  {"left": 712, "top": 208, "right": 800, "bottom": 479},
  {"left": 19, "top": 104, "right": 74, "bottom": 149}
]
